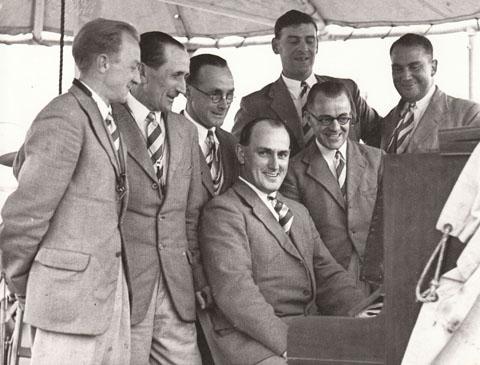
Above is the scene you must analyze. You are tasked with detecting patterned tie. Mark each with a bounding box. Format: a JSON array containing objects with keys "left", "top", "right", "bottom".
[
  {"left": 335, "top": 150, "right": 346, "bottom": 198},
  {"left": 146, "top": 111, "right": 166, "bottom": 184},
  {"left": 268, "top": 195, "right": 294, "bottom": 234},
  {"left": 105, "top": 112, "right": 120, "bottom": 154},
  {"left": 300, "top": 81, "right": 314, "bottom": 146},
  {"left": 386, "top": 102, "right": 416, "bottom": 154},
  {"left": 205, "top": 130, "right": 224, "bottom": 195}
]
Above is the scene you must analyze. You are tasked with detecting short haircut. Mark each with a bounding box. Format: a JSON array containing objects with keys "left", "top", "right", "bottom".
[
  {"left": 140, "top": 31, "right": 185, "bottom": 69},
  {"left": 305, "top": 81, "right": 351, "bottom": 110},
  {"left": 390, "top": 33, "right": 433, "bottom": 57},
  {"left": 72, "top": 18, "right": 139, "bottom": 73},
  {"left": 274, "top": 10, "right": 318, "bottom": 39},
  {"left": 187, "top": 54, "right": 228, "bottom": 85},
  {"left": 239, "top": 117, "right": 292, "bottom": 148}
]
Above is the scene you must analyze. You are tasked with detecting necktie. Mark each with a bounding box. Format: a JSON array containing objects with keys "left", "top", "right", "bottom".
[
  {"left": 205, "top": 130, "right": 224, "bottom": 195},
  {"left": 105, "top": 112, "right": 120, "bottom": 154},
  {"left": 146, "top": 111, "right": 166, "bottom": 184},
  {"left": 387, "top": 102, "right": 416, "bottom": 154},
  {"left": 335, "top": 150, "right": 346, "bottom": 198},
  {"left": 300, "top": 81, "right": 314, "bottom": 145},
  {"left": 268, "top": 195, "right": 294, "bottom": 234}
]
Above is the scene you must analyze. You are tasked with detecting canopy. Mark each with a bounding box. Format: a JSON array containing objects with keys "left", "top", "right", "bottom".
[{"left": 1, "top": 0, "right": 480, "bottom": 47}]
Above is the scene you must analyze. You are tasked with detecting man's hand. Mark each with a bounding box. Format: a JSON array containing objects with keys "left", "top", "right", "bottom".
[
  {"left": 355, "top": 301, "right": 383, "bottom": 318},
  {"left": 195, "top": 286, "right": 213, "bottom": 310}
]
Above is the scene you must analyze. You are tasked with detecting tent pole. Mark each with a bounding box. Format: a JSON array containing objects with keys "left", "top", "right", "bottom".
[{"left": 468, "top": 29, "right": 479, "bottom": 102}]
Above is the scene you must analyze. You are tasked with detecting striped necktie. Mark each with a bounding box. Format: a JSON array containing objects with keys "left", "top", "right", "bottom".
[
  {"left": 146, "top": 111, "right": 166, "bottom": 184},
  {"left": 205, "top": 130, "right": 224, "bottom": 195},
  {"left": 300, "top": 81, "right": 314, "bottom": 146},
  {"left": 105, "top": 112, "right": 120, "bottom": 154},
  {"left": 387, "top": 102, "right": 416, "bottom": 154},
  {"left": 335, "top": 150, "right": 346, "bottom": 198},
  {"left": 268, "top": 195, "right": 294, "bottom": 234}
]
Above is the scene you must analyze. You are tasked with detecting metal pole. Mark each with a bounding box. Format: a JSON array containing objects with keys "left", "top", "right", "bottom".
[{"left": 468, "top": 28, "right": 479, "bottom": 102}]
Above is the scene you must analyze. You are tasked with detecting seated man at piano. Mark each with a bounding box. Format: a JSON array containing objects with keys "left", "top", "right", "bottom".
[{"left": 198, "top": 117, "right": 366, "bottom": 365}]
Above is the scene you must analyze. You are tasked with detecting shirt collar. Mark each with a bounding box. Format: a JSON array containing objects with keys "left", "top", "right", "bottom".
[
  {"left": 281, "top": 72, "right": 317, "bottom": 99},
  {"left": 127, "top": 92, "right": 154, "bottom": 123},
  {"left": 239, "top": 176, "right": 272, "bottom": 202},
  {"left": 414, "top": 84, "right": 436, "bottom": 113},
  {"left": 316, "top": 138, "right": 348, "bottom": 161},
  {"left": 183, "top": 109, "right": 217, "bottom": 145},
  {"left": 79, "top": 80, "right": 110, "bottom": 120}
]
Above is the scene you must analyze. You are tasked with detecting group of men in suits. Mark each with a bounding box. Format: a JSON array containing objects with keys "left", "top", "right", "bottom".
[{"left": 2, "top": 7, "right": 480, "bottom": 365}]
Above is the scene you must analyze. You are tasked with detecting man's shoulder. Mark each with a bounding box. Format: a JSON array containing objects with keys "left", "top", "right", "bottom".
[
  {"left": 351, "top": 140, "right": 384, "bottom": 158},
  {"left": 217, "top": 127, "right": 238, "bottom": 145},
  {"left": 241, "top": 80, "right": 279, "bottom": 104},
  {"left": 166, "top": 111, "right": 197, "bottom": 134}
]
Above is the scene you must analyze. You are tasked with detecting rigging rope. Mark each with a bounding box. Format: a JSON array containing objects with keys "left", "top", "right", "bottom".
[{"left": 59, "top": 0, "right": 66, "bottom": 95}]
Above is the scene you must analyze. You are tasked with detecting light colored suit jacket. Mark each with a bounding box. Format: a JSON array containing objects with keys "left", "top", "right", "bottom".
[
  {"left": 198, "top": 127, "right": 239, "bottom": 205},
  {"left": 232, "top": 75, "right": 381, "bottom": 155},
  {"left": 199, "top": 180, "right": 365, "bottom": 365},
  {"left": 281, "top": 141, "right": 383, "bottom": 272},
  {"left": 0, "top": 82, "right": 128, "bottom": 335},
  {"left": 113, "top": 103, "right": 205, "bottom": 325},
  {"left": 381, "top": 86, "right": 480, "bottom": 153}
]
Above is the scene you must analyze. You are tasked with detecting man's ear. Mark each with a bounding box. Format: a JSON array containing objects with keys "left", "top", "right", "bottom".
[
  {"left": 96, "top": 54, "right": 109, "bottom": 74},
  {"left": 431, "top": 59, "right": 438, "bottom": 77},
  {"left": 272, "top": 38, "right": 279, "bottom": 54},
  {"left": 236, "top": 144, "right": 245, "bottom": 165}
]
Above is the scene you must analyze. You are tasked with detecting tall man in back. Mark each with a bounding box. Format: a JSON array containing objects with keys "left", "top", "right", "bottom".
[
  {"left": 0, "top": 18, "right": 140, "bottom": 364},
  {"left": 281, "top": 81, "right": 383, "bottom": 295},
  {"left": 381, "top": 33, "right": 480, "bottom": 153},
  {"left": 199, "top": 118, "right": 366, "bottom": 364},
  {"left": 233, "top": 9, "right": 381, "bottom": 155},
  {"left": 112, "top": 32, "right": 209, "bottom": 364}
]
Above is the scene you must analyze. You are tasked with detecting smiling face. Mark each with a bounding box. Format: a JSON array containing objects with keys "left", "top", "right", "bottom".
[
  {"left": 391, "top": 44, "right": 437, "bottom": 102},
  {"left": 103, "top": 32, "right": 141, "bottom": 103},
  {"left": 186, "top": 64, "right": 234, "bottom": 129},
  {"left": 140, "top": 43, "right": 189, "bottom": 112},
  {"left": 237, "top": 120, "right": 291, "bottom": 194},
  {"left": 272, "top": 23, "right": 318, "bottom": 81},
  {"left": 306, "top": 92, "right": 351, "bottom": 150}
]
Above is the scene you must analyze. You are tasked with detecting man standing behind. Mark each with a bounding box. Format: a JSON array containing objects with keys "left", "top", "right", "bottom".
[
  {"left": 184, "top": 54, "right": 239, "bottom": 201},
  {"left": 199, "top": 118, "right": 365, "bottom": 365},
  {"left": 233, "top": 9, "right": 380, "bottom": 155},
  {"left": 0, "top": 18, "right": 140, "bottom": 364},
  {"left": 382, "top": 33, "right": 480, "bottom": 153},
  {"left": 281, "top": 81, "right": 383, "bottom": 294},
  {"left": 112, "top": 32, "right": 208, "bottom": 364}
]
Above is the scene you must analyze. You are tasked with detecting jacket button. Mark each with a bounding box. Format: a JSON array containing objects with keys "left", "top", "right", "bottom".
[{"left": 152, "top": 182, "right": 159, "bottom": 190}]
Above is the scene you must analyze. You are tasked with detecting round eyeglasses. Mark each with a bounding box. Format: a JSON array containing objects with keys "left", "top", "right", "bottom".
[
  {"left": 305, "top": 110, "right": 352, "bottom": 126},
  {"left": 189, "top": 84, "right": 234, "bottom": 104}
]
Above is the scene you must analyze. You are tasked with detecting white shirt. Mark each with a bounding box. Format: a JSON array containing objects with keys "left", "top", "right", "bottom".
[
  {"left": 316, "top": 139, "right": 348, "bottom": 183},
  {"left": 408, "top": 84, "right": 436, "bottom": 135},
  {"left": 183, "top": 110, "right": 219, "bottom": 157},
  {"left": 282, "top": 73, "right": 317, "bottom": 118},
  {"left": 239, "top": 177, "right": 279, "bottom": 220},
  {"left": 79, "top": 80, "right": 110, "bottom": 120}
]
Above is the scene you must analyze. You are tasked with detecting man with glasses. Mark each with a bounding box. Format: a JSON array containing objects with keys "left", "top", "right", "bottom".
[
  {"left": 183, "top": 53, "right": 239, "bottom": 364},
  {"left": 281, "top": 81, "right": 384, "bottom": 294}
]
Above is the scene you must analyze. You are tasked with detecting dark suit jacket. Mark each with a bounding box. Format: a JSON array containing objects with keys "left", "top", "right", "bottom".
[
  {"left": 198, "top": 127, "right": 239, "bottom": 205},
  {"left": 199, "top": 180, "right": 365, "bottom": 365},
  {"left": 0, "top": 83, "right": 128, "bottom": 335},
  {"left": 380, "top": 86, "right": 480, "bottom": 152},
  {"left": 113, "top": 103, "right": 205, "bottom": 325},
  {"left": 232, "top": 75, "right": 381, "bottom": 155},
  {"left": 281, "top": 141, "right": 383, "bottom": 274}
]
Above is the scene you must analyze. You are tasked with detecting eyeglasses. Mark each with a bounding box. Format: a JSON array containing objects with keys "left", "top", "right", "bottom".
[
  {"left": 305, "top": 110, "right": 352, "bottom": 126},
  {"left": 189, "top": 84, "right": 234, "bottom": 104}
]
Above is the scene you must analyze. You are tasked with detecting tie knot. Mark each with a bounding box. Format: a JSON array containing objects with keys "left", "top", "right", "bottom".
[
  {"left": 146, "top": 111, "right": 157, "bottom": 126},
  {"left": 105, "top": 112, "right": 114, "bottom": 126},
  {"left": 400, "top": 102, "right": 416, "bottom": 117},
  {"left": 335, "top": 150, "right": 344, "bottom": 161},
  {"left": 300, "top": 81, "right": 309, "bottom": 98}
]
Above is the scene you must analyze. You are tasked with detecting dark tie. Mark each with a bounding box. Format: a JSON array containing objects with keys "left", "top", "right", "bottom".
[
  {"left": 268, "top": 195, "right": 294, "bottom": 234},
  {"left": 335, "top": 150, "right": 346, "bottom": 198},
  {"left": 146, "top": 111, "right": 166, "bottom": 184},
  {"left": 105, "top": 112, "right": 120, "bottom": 154},
  {"left": 300, "top": 81, "right": 314, "bottom": 146},
  {"left": 386, "top": 102, "right": 416, "bottom": 154},
  {"left": 205, "top": 130, "right": 224, "bottom": 195}
]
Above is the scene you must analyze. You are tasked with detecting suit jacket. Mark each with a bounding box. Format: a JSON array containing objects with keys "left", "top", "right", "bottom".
[
  {"left": 198, "top": 127, "right": 239, "bottom": 205},
  {"left": 232, "top": 75, "right": 381, "bottom": 155},
  {"left": 113, "top": 103, "right": 204, "bottom": 325},
  {"left": 281, "top": 141, "right": 383, "bottom": 273},
  {"left": 381, "top": 86, "right": 480, "bottom": 153},
  {"left": 199, "top": 180, "right": 365, "bottom": 365},
  {"left": 0, "top": 82, "right": 128, "bottom": 335}
]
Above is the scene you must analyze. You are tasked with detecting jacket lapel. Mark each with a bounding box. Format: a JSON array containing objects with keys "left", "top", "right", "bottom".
[
  {"left": 234, "top": 181, "right": 302, "bottom": 260},
  {"left": 217, "top": 129, "right": 239, "bottom": 194},
  {"left": 199, "top": 145, "right": 215, "bottom": 196},
  {"left": 163, "top": 112, "right": 185, "bottom": 195},
  {"left": 70, "top": 84, "right": 120, "bottom": 176},
  {"left": 303, "top": 143, "right": 346, "bottom": 210},
  {"left": 345, "top": 142, "right": 366, "bottom": 203},
  {"left": 269, "top": 77, "right": 304, "bottom": 149},
  {"left": 113, "top": 103, "right": 158, "bottom": 183}
]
